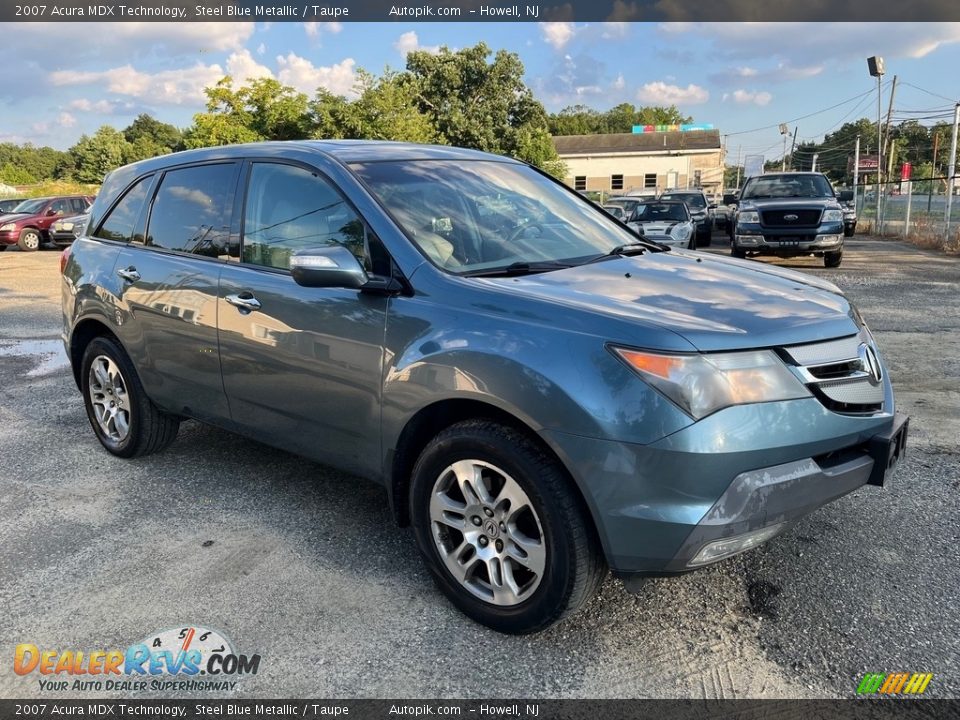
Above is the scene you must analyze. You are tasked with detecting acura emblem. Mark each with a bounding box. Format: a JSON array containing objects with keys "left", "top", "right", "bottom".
[
  {"left": 784, "top": 214, "right": 799, "bottom": 221},
  {"left": 858, "top": 344, "right": 883, "bottom": 385}
]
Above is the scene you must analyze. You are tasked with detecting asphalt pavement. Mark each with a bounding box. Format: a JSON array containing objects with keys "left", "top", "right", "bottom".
[{"left": 0, "top": 236, "right": 957, "bottom": 699}]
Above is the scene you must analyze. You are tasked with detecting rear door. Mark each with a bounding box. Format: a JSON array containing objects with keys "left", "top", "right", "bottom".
[
  {"left": 216, "top": 160, "right": 389, "bottom": 477},
  {"left": 112, "top": 162, "right": 240, "bottom": 421}
]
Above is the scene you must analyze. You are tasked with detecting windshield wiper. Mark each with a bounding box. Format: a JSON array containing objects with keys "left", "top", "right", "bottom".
[
  {"left": 583, "top": 242, "right": 662, "bottom": 265},
  {"left": 462, "top": 261, "right": 573, "bottom": 277}
]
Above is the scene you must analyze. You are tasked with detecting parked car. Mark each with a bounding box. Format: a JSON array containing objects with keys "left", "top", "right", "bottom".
[
  {"left": 601, "top": 204, "right": 627, "bottom": 221},
  {"left": 0, "top": 195, "right": 94, "bottom": 251},
  {"left": 0, "top": 197, "right": 27, "bottom": 215},
  {"left": 837, "top": 189, "right": 857, "bottom": 237},
  {"left": 63, "top": 141, "right": 908, "bottom": 634},
  {"left": 731, "top": 172, "right": 845, "bottom": 267},
  {"left": 713, "top": 190, "right": 739, "bottom": 232},
  {"left": 657, "top": 189, "right": 714, "bottom": 245},
  {"left": 625, "top": 200, "right": 697, "bottom": 249},
  {"left": 50, "top": 213, "right": 90, "bottom": 247},
  {"left": 601, "top": 195, "right": 644, "bottom": 218}
]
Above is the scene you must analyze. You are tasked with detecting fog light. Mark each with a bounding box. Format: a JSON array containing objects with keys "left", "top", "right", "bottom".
[
  {"left": 687, "top": 523, "right": 785, "bottom": 567},
  {"left": 736, "top": 235, "right": 760, "bottom": 246},
  {"left": 817, "top": 234, "right": 841, "bottom": 245}
]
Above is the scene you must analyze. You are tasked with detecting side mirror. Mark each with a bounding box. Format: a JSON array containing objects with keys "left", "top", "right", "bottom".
[
  {"left": 46, "top": 208, "right": 58, "bottom": 216},
  {"left": 289, "top": 245, "right": 368, "bottom": 289},
  {"left": 708, "top": 203, "right": 718, "bottom": 210},
  {"left": 837, "top": 190, "right": 854, "bottom": 202}
]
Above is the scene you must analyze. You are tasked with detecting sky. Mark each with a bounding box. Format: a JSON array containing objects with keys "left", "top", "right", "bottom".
[{"left": 2, "top": 21, "right": 959, "bottom": 164}]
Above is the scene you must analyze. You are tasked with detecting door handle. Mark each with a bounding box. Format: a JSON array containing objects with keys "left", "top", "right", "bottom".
[
  {"left": 225, "top": 293, "right": 262, "bottom": 312},
  {"left": 116, "top": 266, "right": 140, "bottom": 283}
]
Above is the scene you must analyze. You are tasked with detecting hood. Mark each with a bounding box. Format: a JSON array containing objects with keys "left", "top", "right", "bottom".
[
  {"left": 483, "top": 251, "right": 858, "bottom": 352},
  {"left": 0, "top": 213, "right": 31, "bottom": 224},
  {"left": 740, "top": 196, "right": 841, "bottom": 211}
]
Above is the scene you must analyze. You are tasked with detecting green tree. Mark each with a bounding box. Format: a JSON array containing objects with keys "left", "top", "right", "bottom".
[
  {"left": 70, "top": 126, "right": 132, "bottom": 183},
  {"left": 405, "top": 43, "right": 563, "bottom": 172},
  {"left": 184, "top": 77, "right": 311, "bottom": 148},
  {"left": 122, "top": 114, "right": 182, "bottom": 162},
  {"left": 332, "top": 70, "right": 437, "bottom": 143},
  {"left": 0, "top": 163, "right": 36, "bottom": 184},
  {"left": 548, "top": 103, "right": 692, "bottom": 135}
]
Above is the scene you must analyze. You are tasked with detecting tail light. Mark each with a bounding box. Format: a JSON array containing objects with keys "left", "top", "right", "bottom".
[{"left": 60, "top": 245, "right": 72, "bottom": 274}]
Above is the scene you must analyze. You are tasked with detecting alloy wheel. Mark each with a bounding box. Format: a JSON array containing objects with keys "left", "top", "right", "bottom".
[
  {"left": 429, "top": 459, "right": 546, "bottom": 606},
  {"left": 87, "top": 355, "right": 131, "bottom": 443}
]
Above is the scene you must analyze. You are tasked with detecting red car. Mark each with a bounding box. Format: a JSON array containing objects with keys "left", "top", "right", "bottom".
[{"left": 0, "top": 195, "right": 94, "bottom": 251}]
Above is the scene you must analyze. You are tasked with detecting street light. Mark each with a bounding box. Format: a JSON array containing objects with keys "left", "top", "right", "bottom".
[
  {"left": 868, "top": 56, "right": 884, "bottom": 230},
  {"left": 779, "top": 124, "right": 791, "bottom": 171}
]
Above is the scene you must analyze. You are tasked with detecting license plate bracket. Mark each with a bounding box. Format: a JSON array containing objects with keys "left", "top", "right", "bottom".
[{"left": 866, "top": 413, "right": 909, "bottom": 487}]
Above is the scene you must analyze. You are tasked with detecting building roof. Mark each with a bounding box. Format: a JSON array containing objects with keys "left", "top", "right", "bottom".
[{"left": 552, "top": 130, "right": 722, "bottom": 156}]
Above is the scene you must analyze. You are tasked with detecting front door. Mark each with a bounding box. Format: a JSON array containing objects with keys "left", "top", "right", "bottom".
[{"left": 217, "top": 161, "right": 388, "bottom": 478}]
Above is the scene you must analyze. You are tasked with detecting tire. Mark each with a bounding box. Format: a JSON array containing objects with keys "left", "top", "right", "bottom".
[
  {"left": 843, "top": 224, "right": 856, "bottom": 238},
  {"left": 409, "top": 420, "right": 606, "bottom": 634},
  {"left": 17, "top": 228, "right": 41, "bottom": 252},
  {"left": 698, "top": 227, "right": 712, "bottom": 247},
  {"left": 688, "top": 234, "right": 697, "bottom": 250},
  {"left": 731, "top": 244, "right": 747, "bottom": 259},
  {"left": 80, "top": 336, "right": 180, "bottom": 458},
  {"left": 824, "top": 251, "right": 843, "bottom": 268}
]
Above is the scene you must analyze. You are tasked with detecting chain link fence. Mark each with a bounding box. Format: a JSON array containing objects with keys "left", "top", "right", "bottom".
[{"left": 852, "top": 176, "right": 959, "bottom": 251}]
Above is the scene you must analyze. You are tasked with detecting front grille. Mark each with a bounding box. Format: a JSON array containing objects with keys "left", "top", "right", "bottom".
[
  {"left": 761, "top": 209, "right": 822, "bottom": 227},
  {"left": 780, "top": 333, "right": 884, "bottom": 414}
]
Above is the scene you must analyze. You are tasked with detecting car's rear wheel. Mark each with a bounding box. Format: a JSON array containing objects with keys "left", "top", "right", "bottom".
[
  {"left": 80, "top": 336, "right": 180, "bottom": 458},
  {"left": 824, "top": 251, "right": 843, "bottom": 268},
  {"left": 410, "top": 420, "right": 605, "bottom": 634},
  {"left": 17, "top": 228, "right": 41, "bottom": 252}
]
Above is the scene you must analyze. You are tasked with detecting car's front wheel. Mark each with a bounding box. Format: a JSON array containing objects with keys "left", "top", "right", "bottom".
[
  {"left": 824, "top": 251, "right": 843, "bottom": 267},
  {"left": 731, "top": 244, "right": 747, "bottom": 259},
  {"left": 80, "top": 336, "right": 180, "bottom": 457},
  {"left": 410, "top": 420, "right": 605, "bottom": 634},
  {"left": 17, "top": 228, "right": 41, "bottom": 252}
]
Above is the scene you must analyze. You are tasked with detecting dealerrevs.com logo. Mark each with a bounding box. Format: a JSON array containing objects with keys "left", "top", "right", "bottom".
[{"left": 14, "top": 626, "right": 261, "bottom": 692}]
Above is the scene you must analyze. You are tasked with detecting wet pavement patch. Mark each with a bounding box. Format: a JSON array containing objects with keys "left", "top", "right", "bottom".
[{"left": 0, "top": 338, "right": 69, "bottom": 377}]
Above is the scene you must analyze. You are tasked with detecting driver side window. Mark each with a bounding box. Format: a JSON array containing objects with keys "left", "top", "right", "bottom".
[{"left": 242, "top": 162, "right": 385, "bottom": 273}]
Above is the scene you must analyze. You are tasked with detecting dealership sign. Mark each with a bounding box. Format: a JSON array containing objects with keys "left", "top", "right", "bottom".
[
  {"left": 632, "top": 123, "right": 715, "bottom": 134},
  {"left": 849, "top": 154, "right": 880, "bottom": 173}
]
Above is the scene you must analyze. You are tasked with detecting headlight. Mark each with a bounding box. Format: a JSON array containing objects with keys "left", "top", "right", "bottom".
[
  {"left": 0, "top": 223, "right": 14, "bottom": 232},
  {"left": 738, "top": 211, "right": 760, "bottom": 224},
  {"left": 822, "top": 209, "right": 843, "bottom": 222},
  {"left": 73, "top": 223, "right": 86, "bottom": 238},
  {"left": 670, "top": 223, "right": 692, "bottom": 242},
  {"left": 612, "top": 347, "right": 810, "bottom": 419}
]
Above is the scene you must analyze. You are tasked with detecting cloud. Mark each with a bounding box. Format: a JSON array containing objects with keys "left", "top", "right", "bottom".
[
  {"left": 57, "top": 112, "right": 77, "bottom": 128},
  {"left": 257, "top": 43, "right": 266, "bottom": 56},
  {"left": 612, "top": 74, "right": 626, "bottom": 90},
  {"left": 540, "top": 22, "right": 576, "bottom": 50},
  {"left": 66, "top": 98, "right": 138, "bottom": 114},
  {"left": 535, "top": 53, "right": 609, "bottom": 106},
  {"left": 660, "top": 21, "right": 960, "bottom": 65},
  {"left": 637, "top": 81, "right": 709, "bottom": 105},
  {"left": 730, "top": 89, "right": 773, "bottom": 106},
  {"left": 305, "top": 22, "right": 343, "bottom": 39},
  {"left": 394, "top": 31, "right": 440, "bottom": 57},
  {"left": 49, "top": 49, "right": 274, "bottom": 106},
  {"left": 276, "top": 54, "right": 357, "bottom": 97},
  {"left": 6, "top": 23, "right": 254, "bottom": 70}
]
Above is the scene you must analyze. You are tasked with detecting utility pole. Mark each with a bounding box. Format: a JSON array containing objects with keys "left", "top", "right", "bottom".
[
  {"left": 853, "top": 135, "right": 861, "bottom": 208},
  {"left": 789, "top": 126, "right": 798, "bottom": 171},
  {"left": 781, "top": 134, "right": 788, "bottom": 171},
  {"left": 811, "top": 153, "right": 819, "bottom": 172},
  {"left": 883, "top": 75, "right": 898, "bottom": 175},
  {"left": 945, "top": 102, "right": 959, "bottom": 239},
  {"left": 929, "top": 130, "right": 940, "bottom": 214},
  {"left": 876, "top": 74, "right": 883, "bottom": 231},
  {"left": 735, "top": 145, "right": 742, "bottom": 188}
]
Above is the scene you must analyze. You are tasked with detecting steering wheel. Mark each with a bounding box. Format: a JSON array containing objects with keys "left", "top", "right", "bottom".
[{"left": 505, "top": 222, "right": 546, "bottom": 244}]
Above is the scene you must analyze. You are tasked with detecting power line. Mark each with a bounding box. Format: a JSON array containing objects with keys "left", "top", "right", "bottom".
[
  {"left": 900, "top": 81, "right": 958, "bottom": 105},
  {"left": 724, "top": 84, "right": 886, "bottom": 138}
]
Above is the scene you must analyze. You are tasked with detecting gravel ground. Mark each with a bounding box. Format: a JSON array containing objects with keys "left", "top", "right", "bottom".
[{"left": 0, "top": 237, "right": 956, "bottom": 699}]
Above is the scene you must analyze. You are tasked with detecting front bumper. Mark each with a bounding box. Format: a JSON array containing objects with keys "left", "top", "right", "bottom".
[
  {"left": 541, "top": 399, "right": 907, "bottom": 582},
  {"left": 735, "top": 222, "right": 844, "bottom": 254},
  {"left": 0, "top": 230, "right": 19, "bottom": 246}
]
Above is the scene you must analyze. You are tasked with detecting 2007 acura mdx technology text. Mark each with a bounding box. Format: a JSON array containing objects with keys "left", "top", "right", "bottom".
[{"left": 62, "top": 142, "right": 909, "bottom": 633}]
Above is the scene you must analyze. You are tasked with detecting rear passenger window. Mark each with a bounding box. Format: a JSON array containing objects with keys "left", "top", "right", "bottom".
[
  {"left": 241, "top": 163, "right": 376, "bottom": 271},
  {"left": 96, "top": 176, "right": 152, "bottom": 243},
  {"left": 146, "top": 163, "right": 237, "bottom": 257}
]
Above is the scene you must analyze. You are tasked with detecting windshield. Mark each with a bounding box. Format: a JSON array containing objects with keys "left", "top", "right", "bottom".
[
  {"left": 741, "top": 174, "right": 834, "bottom": 199},
  {"left": 352, "top": 160, "right": 645, "bottom": 274},
  {"left": 632, "top": 203, "right": 690, "bottom": 222},
  {"left": 660, "top": 193, "right": 706, "bottom": 209},
  {"left": 12, "top": 198, "right": 46, "bottom": 214}
]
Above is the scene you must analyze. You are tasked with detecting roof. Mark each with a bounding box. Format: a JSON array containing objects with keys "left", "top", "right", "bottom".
[
  {"left": 552, "top": 130, "right": 722, "bottom": 156},
  {"left": 117, "top": 140, "right": 517, "bottom": 179}
]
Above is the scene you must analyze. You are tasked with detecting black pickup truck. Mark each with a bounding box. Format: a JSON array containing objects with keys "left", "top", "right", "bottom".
[{"left": 731, "top": 172, "right": 846, "bottom": 267}]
